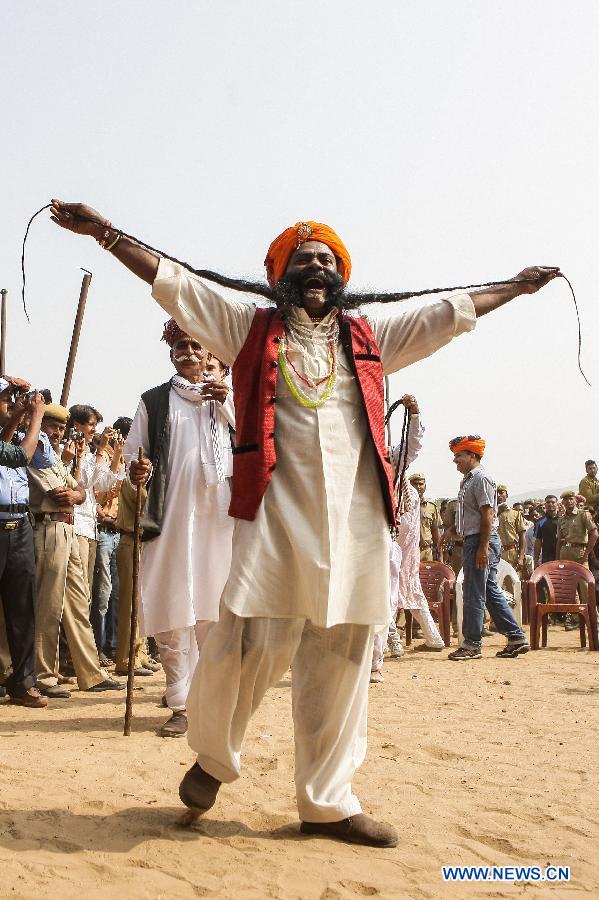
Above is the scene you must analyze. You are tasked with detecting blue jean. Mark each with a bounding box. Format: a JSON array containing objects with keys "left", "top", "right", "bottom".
[
  {"left": 91, "top": 530, "right": 120, "bottom": 654},
  {"left": 462, "top": 533, "right": 526, "bottom": 648}
]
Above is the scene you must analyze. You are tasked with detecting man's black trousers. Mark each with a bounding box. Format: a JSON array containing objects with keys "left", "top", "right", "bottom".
[{"left": 0, "top": 518, "right": 36, "bottom": 693}]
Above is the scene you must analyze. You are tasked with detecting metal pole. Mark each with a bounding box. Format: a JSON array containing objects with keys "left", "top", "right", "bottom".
[
  {"left": 0, "top": 289, "right": 7, "bottom": 375},
  {"left": 124, "top": 447, "right": 144, "bottom": 736},
  {"left": 60, "top": 270, "right": 92, "bottom": 407}
]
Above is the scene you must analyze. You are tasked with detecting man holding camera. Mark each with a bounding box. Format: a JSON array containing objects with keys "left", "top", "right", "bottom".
[
  {"left": 28, "top": 403, "right": 124, "bottom": 697},
  {"left": 0, "top": 377, "right": 52, "bottom": 707},
  {"left": 125, "top": 320, "right": 234, "bottom": 737}
]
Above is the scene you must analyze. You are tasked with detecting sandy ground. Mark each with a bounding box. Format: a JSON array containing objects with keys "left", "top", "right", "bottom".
[{"left": 1, "top": 628, "right": 598, "bottom": 900}]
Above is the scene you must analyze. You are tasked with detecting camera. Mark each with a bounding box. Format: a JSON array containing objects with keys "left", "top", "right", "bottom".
[{"left": 66, "top": 427, "right": 85, "bottom": 442}]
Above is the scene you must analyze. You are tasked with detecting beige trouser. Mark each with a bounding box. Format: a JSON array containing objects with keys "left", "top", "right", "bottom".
[
  {"left": 448, "top": 543, "right": 462, "bottom": 628},
  {"left": 420, "top": 546, "right": 434, "bottom": 562},
  {"left": 77, "top": 534, "right": 97, "bottom": 602},
  {"left": 187, "top": 608, "right": 374, "bottom": 823},
  {"left": 501, "top": 546, "right": 520, "bottom": 569},
  {"left": 560, "top": 547, "right": 589, "bottom": 603},
  {"left": 449, "top": 543, "right": 463, "bottom": 576},
  {"left": 34, "top": 521, "right": 104, "bottom": 690},
  {"left": 115, "top": 534, "right": 151, "bottom": 673}
]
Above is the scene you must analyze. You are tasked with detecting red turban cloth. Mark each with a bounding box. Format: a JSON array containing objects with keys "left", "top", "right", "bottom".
[
  {"left": 449, "top": 435, "right": 486, "bottom": 457},
  {"left": 162, "top": 318, "right": 192, "bottom": 348},
  {"left": 264, "top": 221, "right": 352, "bottom": 288}
]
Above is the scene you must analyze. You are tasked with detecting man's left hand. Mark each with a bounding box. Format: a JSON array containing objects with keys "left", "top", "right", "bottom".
[
  {"left": 476, "top": 545, "right": 489, "bottom": 570},
  {"left": 511, "top": 266, "right": 561, "bottom": 294},
  {"left": 202, "top": 381, "right": 229, "bottom": 404}
]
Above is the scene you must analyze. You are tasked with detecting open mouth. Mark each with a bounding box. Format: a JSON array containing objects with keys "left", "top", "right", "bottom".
[{"left": 303, "top": 277, "right": 325, "bottom": 291}]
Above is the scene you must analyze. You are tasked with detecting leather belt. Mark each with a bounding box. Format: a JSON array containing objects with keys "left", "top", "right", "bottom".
[
  {"left": 0, "top": 503, "right": 29, "bottom": 513},
  {"left": 563, "top": 541, "right": 586, "bottom": 548},
  {"left": 453, "top": 539, "right": 464, "bottom": 546},
  {"left": 502, "top": 541, "right": 517, "bottom": 551},
  {"left": 34, "top": 512, "right": 74, "bottom": 525},
  {"left": 0, "top": 518, "right": 26, "bottom": 531}
]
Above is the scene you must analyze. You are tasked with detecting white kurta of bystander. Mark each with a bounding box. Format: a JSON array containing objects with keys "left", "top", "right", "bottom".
[
  {"left": 151, "top": 259, "right": 476, "bottom": 631},
  {"left": 124, "top": 384, "right": 235, "bottom": 637}
]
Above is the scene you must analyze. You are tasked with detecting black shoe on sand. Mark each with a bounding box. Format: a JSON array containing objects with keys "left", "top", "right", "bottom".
[
  {"left": 448, "top": 646, "right": 482, "bottom": 661},
  {"left": 496, "top": 642, "right": 530, "bottom": 658},
  {"left": 301, "top": 814, "right": 398, "bottom": 848},
  {"left": 179, "top": 762, "right": 221, "bottom": 813}
]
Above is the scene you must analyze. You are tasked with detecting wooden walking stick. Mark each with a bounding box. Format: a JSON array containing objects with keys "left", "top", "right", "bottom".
[
  {"left": 124, "top": 447, "right": 145, "bottom": 736},
  {"left": 60, "top": 269, "right": 92, "bottom": 406},
  {"left": 0, "top": 289, "right": 7, "bottom": 376}
]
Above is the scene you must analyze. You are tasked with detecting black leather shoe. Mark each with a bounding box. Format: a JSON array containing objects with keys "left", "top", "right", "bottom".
[
  {"left": 179, "top": 762, "right": 221, "bottom": 813},
  {"left": 301, "top": 814, "right": 398, "bottom": 848},
  {"left": 85, "top": 678, "right": 125, "bottom": 692},
  {"left": 37, "top": 683, "right": 71, "bottom": 699}
]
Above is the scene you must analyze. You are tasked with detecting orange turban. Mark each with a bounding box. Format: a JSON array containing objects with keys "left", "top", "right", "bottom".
[
  {"left": 264, "top": 221, "right": 352, "bottom": 288},
  {"left": 449, "top": 435, "right": 486, "bottom": 457}
]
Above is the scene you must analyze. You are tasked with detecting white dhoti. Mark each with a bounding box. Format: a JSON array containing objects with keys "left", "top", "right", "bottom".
[
  {"left": 187, "top": 608, "right": 374, "bottom": 822},
  {"left": 155, "top": 620, "right": 215, "bottom": 711}
]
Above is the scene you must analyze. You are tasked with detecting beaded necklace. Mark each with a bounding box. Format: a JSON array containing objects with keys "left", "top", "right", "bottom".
[{"left": 279, "top": 311, "right": 340, "bottom": 408}]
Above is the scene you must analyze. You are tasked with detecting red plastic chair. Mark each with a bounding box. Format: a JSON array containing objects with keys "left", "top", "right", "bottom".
[
  {"left": 528, "top": 561, "right": 598, "bottom": 651},
  {"left": 405, "top": 562, "right": 456, "bottom": 647}
]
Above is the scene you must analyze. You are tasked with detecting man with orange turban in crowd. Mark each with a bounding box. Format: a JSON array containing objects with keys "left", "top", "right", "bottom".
[
  {"left": 447, "top": 436, "right": 529, "bottom": 660},
  {"left": 50, "top": 199, "right": 558, "bottom": 848}
]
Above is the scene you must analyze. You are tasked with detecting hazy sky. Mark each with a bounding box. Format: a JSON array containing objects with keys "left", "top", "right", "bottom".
[{"left": 2, "top": 1, "right": 598, "bottom": 497}]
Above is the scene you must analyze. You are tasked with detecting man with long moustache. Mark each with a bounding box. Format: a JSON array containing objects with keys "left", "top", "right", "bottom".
[
  {"left": 51, "top": 200, "right": 558, "bottom": 848},
  {"left": 123, "top": 322, "right": 235, "bottom": 738}
]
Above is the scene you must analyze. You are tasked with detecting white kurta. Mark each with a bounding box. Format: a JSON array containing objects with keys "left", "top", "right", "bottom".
[
  {"left": 124, "top": 385, "right": 235, "bottom": 636},
  {"left": 151, "top": 259, "right": 476, "bottom": 630}
]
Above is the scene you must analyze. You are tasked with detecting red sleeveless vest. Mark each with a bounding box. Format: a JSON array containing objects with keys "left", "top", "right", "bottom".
[{"left": 229, "top": 308, "right": 396, "bottom": 524}]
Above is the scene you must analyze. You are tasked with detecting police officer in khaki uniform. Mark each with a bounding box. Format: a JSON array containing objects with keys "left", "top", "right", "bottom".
[
  {"left": 441, "top": 498, "right": 462, "bottom": 575},
  {"left": 557, "top": 490, "right": 597, "bottom": 566},
  {"left": 578, "top": 460, "right": 599, "bottom": 511},
  {"left": 409, "top": 473, "right": 442, "bottom": 561},
  {"left": 497, "top": 485, "right": 527, "bottom": 571},
  {"left": 114, "top": 479, "right": 157, "bottom": 676},
  {"left": 557, "top": 489, "right": 598, "bottom": 616},
  {"left": 28, "top": 404, "right": 125, "bottom": 698}
]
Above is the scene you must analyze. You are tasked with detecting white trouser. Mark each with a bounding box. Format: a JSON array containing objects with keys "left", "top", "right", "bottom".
[
  {"left": 410, "top": 606, "right": 445, "bottom": 648},
  {"left": 186, "top": 608, "right": 374, "bottom": 823},
  {"left": 372, "top": 545, "right": 402, "bottom": 672},
  {"left": 154, "top": 620, "right": 215, "bottom": 712}
]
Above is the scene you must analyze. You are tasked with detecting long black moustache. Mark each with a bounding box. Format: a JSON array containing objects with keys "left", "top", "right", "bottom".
[{"left": 21, "top": 204, "right": 590, "bottom": 385}]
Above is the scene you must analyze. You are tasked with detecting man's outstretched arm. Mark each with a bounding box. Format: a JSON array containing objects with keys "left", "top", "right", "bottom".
[
  {"left": 470, "top": 266, "right": 561, "bottom": 317},
  {"left": 50, "top": 200, "right": 159, "bottom": 284}
]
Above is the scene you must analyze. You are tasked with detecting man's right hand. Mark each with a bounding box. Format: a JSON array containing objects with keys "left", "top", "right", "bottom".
[
  {"left": 50, "top": 200, "right": 109, "bottom": 239},
  {"left": 28, "top": 391, "right": 47, "bottom": 420},
  {"left": 130, "top": 454, "right": 152, "bottom": 485},
  {"left": 47, "top": 486, "right": 80, "bottom": 507}
]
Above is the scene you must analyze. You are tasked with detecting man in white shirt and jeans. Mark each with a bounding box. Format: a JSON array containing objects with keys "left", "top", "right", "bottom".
[
  {"left": 447, "top": 435, "right": 529, "bottom": 661},
  {"left": 66, "top": 405, "right": 125, "bottom": 607}
]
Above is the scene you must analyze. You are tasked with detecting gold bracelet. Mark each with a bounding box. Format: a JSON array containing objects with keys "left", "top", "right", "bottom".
[
  {"left": 97, "top": 223, "right": 113, "bottom": 248},
  {"left": 105, "top": 232, "right": 122, "bottom": 252}
]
